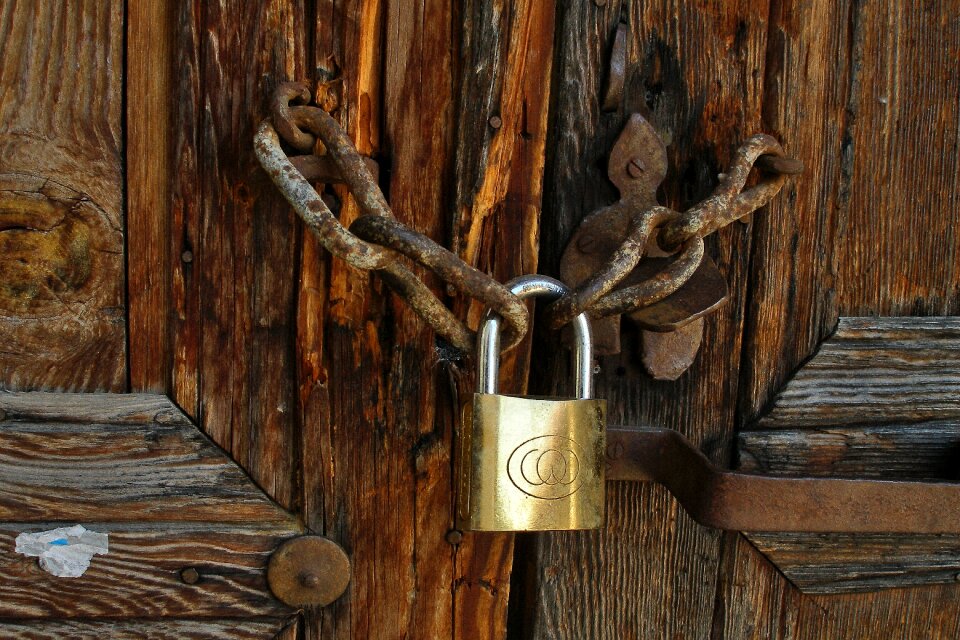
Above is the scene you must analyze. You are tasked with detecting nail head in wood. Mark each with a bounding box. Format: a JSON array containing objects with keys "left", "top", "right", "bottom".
[
  {"left": 488, "top": 115, "right": 503, "bottom": 130},
  {"left": 267, "top": 536, "right": 351, "bottom": 608},
  {"left": 179, "top": 567, "right": 200, "bottom": 584}
]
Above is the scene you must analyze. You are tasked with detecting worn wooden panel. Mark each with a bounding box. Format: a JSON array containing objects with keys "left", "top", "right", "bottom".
[
  {"left": 748, "top": 533, "right": 960, "bottom": 595},
  {"left": 522, "top": 0, "right": 771, "bottom": 637},
  {"left": 0, "top": 617, "right": 293, "bottom": 640},
  {"left": 0, "top": 524, "right": 294, "bottom": 619},
  {"left": 732, "top": 318, "right": 960, "bottom": 593},
  {"left": 0, "top": 393, "right": 300, "bottom": 622},
  {"left": 451, "top": 1, "right": 557, "bottom": 638},
  {"left": 0, "top": 420, "right": 297, "bottom": 524},
  {"left": 722, "top": 0, "right": 960, "bottom": 634},
  {"left": 738, "top": 422, "right": 960, "bottom": 479},
  {"left": 752, "top": 317, "right": 960, "bottom": 430},
  {"left": 127, "top": 0, "right": 176, "bottom": 394},
  {"left": 0, "top": 0, "right": 125, "bottom": 392},
  {"left": 169, "top": 0, "right": 309, "bottom": 512},
  {"left": 0, "top": 392, "right": 191, "bottom": 426}
]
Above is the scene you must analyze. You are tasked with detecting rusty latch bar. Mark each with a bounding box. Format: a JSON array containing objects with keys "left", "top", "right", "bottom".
[{"left": 607, "top": 427, "right": 960, "bottom": 534}]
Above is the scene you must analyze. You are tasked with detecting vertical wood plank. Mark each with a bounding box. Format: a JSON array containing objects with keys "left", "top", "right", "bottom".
[
  {"left": 0, "top": 0, "right": 126, "bottom": 392},
  {"left": 452, "top": 1, "right": 557, "bottom": 637},
  {"left": 128, "top": 0, "right": 176, "bottom": 393},
  {"left": 523, "top": 1, "right": 771, "bottom": 637},
  {"left": 170, "top": 0, "right": 307, "bottom": 508},
  {"left": 723, "top": 0, "right": 960, "bottom": 637}
]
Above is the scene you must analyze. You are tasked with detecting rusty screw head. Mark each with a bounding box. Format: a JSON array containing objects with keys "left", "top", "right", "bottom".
[
  {"left": 488, "top": 115, "right": 503, "bottom": 130},
  {"left": 267, "top": 536, "right": 351, "bottom": 608},
  {"left": 626, "top": 158, "right": 646, "bottom": 179},
  {"left": 181, "top": 250, "right": 194, "bottom": 263},
  {"left": 180, "top": 567, "right": 200, "bottom": 584},
  {"left": 445, "top": 529, "right": 463, "bottom": 546}
]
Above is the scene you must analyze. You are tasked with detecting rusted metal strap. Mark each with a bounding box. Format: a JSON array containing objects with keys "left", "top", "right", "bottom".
[
  {"left": 607, "top": 427, "right": 960, "bottom": 534},
  {"left": 257, "top": 82, "right": 800, "bottom": 353}
]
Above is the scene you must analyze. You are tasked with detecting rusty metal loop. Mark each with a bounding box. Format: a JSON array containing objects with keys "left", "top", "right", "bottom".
[
  {"left": 254, "top": 121, "right": 392, "bottom": 271},
  {"left": 258, "top": 81, "right": 801, "bottom": 352},
  {"left": 588, "top": 237, "right": 704, "bottom": 318},
  {"left": 350, "top": 215, "right": 529, "bottom": 351},
  {"left": 258, "top": 82, "right": 530, "bottom": 352},
  {"left": 545, "top": 205, "right": 678, "bottom": 330},
  {"left": 658, "top": 134, "right": 787, "bottom": 250},
  {"left": 270, "top": 82, "right": 316, "bottom": 153}
]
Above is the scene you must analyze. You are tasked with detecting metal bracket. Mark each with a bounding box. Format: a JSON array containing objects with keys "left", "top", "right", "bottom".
[
  {"left": 267, "top": 536, "right": 351, "bottom": 608},
  {"left": 559, "top": 114, "right": 728, "bottom": 377},
  {"left": 607, "top": 427, "right": 960, "bottom": 534}
]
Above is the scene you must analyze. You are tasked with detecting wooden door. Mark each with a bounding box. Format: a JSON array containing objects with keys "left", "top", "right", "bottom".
[{"left": 1, "top": 0, "right": 958, "bottom": 638}]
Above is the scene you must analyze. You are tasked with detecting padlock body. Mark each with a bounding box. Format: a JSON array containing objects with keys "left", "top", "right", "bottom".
[{"left": 457, "top": 393, "right": 606, "bottom": 531}]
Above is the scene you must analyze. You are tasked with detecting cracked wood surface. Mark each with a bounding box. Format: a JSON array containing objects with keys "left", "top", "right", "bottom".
[{"left": 0, "top": 1, "right": 126, "bottom": 392}]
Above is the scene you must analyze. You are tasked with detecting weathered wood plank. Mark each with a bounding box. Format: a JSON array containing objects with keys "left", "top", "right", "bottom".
[
  {"left": 0, "top": 420, "right": 297, "bottom": 524},
  {"left": 0, "top": 524, "right": 294, "bottom": 618},
  {"left": 0, "top": 0, "right": 126, "bottom": 392},
  {"left": 753, "top": 317, "right": 960, "bottom": 430},
  {"left": 168, "top": 0, "right": 203, "bottom": 416},
  {"left": 748, "top": 532, "right": 960, "bottom": 595},
  {"left": 0, "top": 392, "right": 190, "bottom": 426},
  {"left": 523, "top": 1, "right": 771, "bottom": 637},
  {"left": 300, "top": 5, "right": 383, "bottom": 640},
  {"left": 450, "top": 1, "right": 557, "bottom": 638},
  {"left": 0, "top": 393, "right": 301, "bottom": 622},
  {"left": 127, "top": 0, "right": 176, "bottom": 394},
  {"left": 721, "top": 0, "right": 960, "bottom": 631},
  {"left": 735, "top": 317, "right": 960, "bottom": 593},
  {"left": 738, "top": 422, "right": 960, "bottom": 479},
  {"left": 0, "top": 617, "right": 293, "bottom": 640},
  {"left": 182, "top": 0, "right": 308, "bottom": 511}
]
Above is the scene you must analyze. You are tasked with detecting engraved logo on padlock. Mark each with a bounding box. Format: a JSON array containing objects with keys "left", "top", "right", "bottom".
[{"left": 456, "top": 275, "right": 606, "bottom": 532}]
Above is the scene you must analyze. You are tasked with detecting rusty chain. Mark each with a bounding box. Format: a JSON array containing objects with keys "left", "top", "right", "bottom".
[{"left": 255, "top": 82, "right": 799, "bottom": 353}]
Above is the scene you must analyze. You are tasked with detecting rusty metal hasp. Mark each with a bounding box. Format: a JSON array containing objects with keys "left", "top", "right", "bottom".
[
  {"left": 558, "top": 113, "right": 802, "bottom": 378},
  {"left": 607, "top": 427, "right": 960, "bottom": 534}
]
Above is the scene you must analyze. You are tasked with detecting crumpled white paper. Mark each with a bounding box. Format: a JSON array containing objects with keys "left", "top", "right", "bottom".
[{"left": 15, "top": 525, "right": 109, "bottom": 577}]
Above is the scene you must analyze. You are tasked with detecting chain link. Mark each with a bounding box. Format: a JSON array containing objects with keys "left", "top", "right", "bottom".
[{"left": 255, "top": 82, "right": 798, "bottom": 353}]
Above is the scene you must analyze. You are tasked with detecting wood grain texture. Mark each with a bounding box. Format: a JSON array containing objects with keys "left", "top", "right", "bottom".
[
  {"left": 738, "top": 421, "right": 960, "bottom": 479},
  {"left": 734, "top": 318, "right": 960, "bottom": 593},
  {"left": 720, "top": 0, "right": 960, "bottom": 634},
  {"left": 752, "top": 317, "right": 960, "bottom": 430},
  {"left": 0, "top": 392, "right": 190, "bottom": 426},
  {"left": 0, "top": 393, "right": 300, "bottom": 622},
  {"left": 0, "top": 0, "right": 125, "bottom": 392},
  {"left": 161, "top": 0, "right": 310, "bottom": 513},
  {"left": 451, "top": 1, "right": 556, "bottom": 638},
  {"left": 0, "top": 524, "right": 295, "bottom": 619},
  {"left": 521, "top": 1, "right": 771, "bottom": 637},
  {"left": 0, "top": 617, "right": 294, "bottom": 640},
  {"left": 0, "top": 418, "right": 298, "bottom": 524},
  {"left": 127, "top": 0, "right": 176, "bottom": 394},
  {"left": 747, "top": 532, "right": 960, "bottom": 595}
]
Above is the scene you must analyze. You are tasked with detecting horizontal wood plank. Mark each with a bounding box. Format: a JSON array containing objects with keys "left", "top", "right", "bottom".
[
  {"left": 0, "top": 524, "right": 296, "bottom": 619},
  {"left": 740, "top": 317, "right": 960, "bottom": 593},
  {"left": 748, "top": 533, "right": 960, "bottom": 595},
  {"left": 0, "top": 414, "right": 298, "bottom": 525},
  {"left": 0, "top": 393, "right": 302, "bottom": 620},
  {"left": 0, "top": 617, "right": 293, "bottom": 639},
  {"left": 738, "top": 421, "right": 960, "bottom": 479},
  {"left": 0, "top": 392, "right": 191, "bottom": 426},
  {"left": 753, "top": 317, "right": 960, "bottom": 430}
]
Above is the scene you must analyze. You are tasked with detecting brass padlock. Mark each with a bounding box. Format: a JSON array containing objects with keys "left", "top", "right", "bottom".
[{"left": 457, "top": 275, "right": 607, "bottom": 531}]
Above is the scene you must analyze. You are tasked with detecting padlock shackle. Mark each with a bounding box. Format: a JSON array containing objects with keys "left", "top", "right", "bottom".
[{"left": 477, "top": 275, "right": 593, "bottom": 399}]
